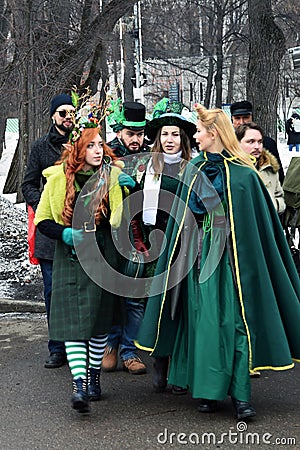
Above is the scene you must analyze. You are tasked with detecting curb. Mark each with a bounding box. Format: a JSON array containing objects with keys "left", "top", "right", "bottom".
[{"left": 0, "top": 299, "right": 45, "bottom": 314}]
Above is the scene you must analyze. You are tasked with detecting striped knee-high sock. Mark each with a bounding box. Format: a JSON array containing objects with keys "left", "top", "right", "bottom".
[
  {"left": 65, "top": 341, "right": 87, "bottom": 380},
  {"left": 89, "top": 334, "right": 108, "bottom": 370}
]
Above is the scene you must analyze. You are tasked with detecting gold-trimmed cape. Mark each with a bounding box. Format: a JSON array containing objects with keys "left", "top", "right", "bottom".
[{"left": 136, "top": 153, "right": 300, "bottom": 374}]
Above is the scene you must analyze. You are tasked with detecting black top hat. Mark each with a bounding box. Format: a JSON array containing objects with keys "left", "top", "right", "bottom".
[
  {"left": 230, "top": 101, "right": 253, "bottom": 116},
  {"left": 119, "top": 101, "right": 146, "bottom": 131}
]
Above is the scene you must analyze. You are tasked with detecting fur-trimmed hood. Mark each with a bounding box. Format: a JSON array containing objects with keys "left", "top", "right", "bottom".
[{"left": 256, "top": 149, "right": 280, "bottom": 173}]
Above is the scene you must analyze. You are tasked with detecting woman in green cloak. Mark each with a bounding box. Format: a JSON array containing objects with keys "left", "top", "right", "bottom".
[{"left": 137, "top": 104, "right": 300, "bottom": 420}]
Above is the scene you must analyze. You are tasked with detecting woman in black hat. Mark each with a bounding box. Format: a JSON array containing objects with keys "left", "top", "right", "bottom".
[{"left": 135, "top": 98, "right": 196, "bottom": 394}]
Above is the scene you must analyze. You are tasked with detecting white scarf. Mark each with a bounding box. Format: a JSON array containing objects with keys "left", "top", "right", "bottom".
[{"left": 142, "top": 151, "right": 182, "bottom": 225}]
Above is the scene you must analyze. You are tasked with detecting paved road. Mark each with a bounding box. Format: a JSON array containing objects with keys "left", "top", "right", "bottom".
[{"left": 0, "top": 313, "right": 299, "bottom": 450}]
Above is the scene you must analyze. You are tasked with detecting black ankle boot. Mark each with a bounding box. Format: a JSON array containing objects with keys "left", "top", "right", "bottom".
[
  {"left": 152, "top": 357, "right": 169, "bottom": 393},
  {"left": 87, "top": 368, "right": 101, "bottom": 401},
  {"left": 231, "top": 397, "right": 256, "bottom": 420},
  {"left": 197, "top": 398, "right": 218, "bottom": 413},
  {"left": 71, "top": 378, "right": 90, "bottom": 413},
  {"left": 171, "top": 385, "right": 188, "bottom": 395}
]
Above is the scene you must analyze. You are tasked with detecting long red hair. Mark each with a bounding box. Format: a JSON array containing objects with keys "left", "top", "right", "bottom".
[{"left": 57, "top": 127, "right": 117, "bottom": 225}]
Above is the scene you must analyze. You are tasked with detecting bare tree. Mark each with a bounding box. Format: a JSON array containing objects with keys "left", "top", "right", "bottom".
[
  {"left": 1, "top": 0, "right": 299, "bottom": 202},
  {"left": 140, "top": 0, "right": 249, "bottom": 107},
  {"left": 247, "top": 0, "right": 285, "bottom": 138},
  {"left": 1, "top": 0, "right": 137, "bottom": 201}
]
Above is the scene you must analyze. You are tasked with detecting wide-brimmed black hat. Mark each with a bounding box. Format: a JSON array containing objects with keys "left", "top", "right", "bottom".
[
  {"left": 145, "top": 112, "right": 196, "bottom": 143},
  {"left": 230, "top": 100, "right": 253, "bottom": 116}
]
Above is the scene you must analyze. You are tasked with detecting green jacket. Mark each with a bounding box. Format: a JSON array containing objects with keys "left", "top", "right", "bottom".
[{"left": 137, "top": 152, "right": 300, "bottom": 371}]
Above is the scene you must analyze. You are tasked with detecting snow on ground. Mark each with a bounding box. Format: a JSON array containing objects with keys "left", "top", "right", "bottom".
[
  {"left": 0, "top": 132, "right": 43, "bottom": 300},
  {"left": 277, "top": 131, "right": 297, "bottom": 173}
]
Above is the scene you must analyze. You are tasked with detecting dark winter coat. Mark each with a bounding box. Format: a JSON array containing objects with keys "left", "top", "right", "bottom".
[
  {"left": 286, "top": 118, "right": 300, "bottom": 145},
  {"left": 21, "top": 125, "right": 69, "bottom": 260}
]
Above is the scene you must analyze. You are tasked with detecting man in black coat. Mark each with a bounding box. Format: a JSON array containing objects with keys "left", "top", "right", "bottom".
[
  {"left": 22, "top": 94, "right": 75, "bottom": 368},
  {"left": 286, "top": 113, "right": 300, "bottom": 152},
  {"left": 230, "top": 100, "right": 285, "bottom": 184}
]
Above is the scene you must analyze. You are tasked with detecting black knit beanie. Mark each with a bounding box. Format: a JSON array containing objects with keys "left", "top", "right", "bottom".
[{"left": 50, "top": 94, "right": 73, "bottom": 117}]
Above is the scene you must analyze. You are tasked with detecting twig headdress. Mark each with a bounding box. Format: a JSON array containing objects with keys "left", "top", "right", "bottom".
[{"left": 69, "top": 85, "right": 112, "bottom": 144}]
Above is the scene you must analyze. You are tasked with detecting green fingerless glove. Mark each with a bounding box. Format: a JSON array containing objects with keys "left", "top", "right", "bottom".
[
  {"left": 62, "top": 228, "right": 83, "bottom": 247},
  {"left": 118, "top": 172, "right": 136, "bottom": 189}
]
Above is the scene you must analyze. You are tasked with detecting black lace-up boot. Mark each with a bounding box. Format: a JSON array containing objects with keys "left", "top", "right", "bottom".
[
  {"left": 71, "top": 377, "right": 90, "bottom": 413},
  {"left": 87, "top": 368, "right": 101, "bottom": 401}
]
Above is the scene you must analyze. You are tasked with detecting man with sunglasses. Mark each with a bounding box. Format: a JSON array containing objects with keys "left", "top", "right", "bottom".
[{"left": 22, "top": 93, "right": 75, "bottom": 369}]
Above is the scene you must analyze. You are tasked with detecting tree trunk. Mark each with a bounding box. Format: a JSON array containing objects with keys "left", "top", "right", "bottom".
[
  {"left": 204, "top": 58, "right": 214, "bottom": 108},
  {"left": 226, "top": 55, "right": 236, "bottom": 104},
  {"left": 247, "top": 0, "right": 285, "bottom": 139}
]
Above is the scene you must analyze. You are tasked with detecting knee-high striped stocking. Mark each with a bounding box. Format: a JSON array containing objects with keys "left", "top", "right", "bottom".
[
  {"left": 65, "top": 341, "right": 87, "bottom": 380},
  {"left": 89, "top": 334, "right": 108, "bottom": 370}
]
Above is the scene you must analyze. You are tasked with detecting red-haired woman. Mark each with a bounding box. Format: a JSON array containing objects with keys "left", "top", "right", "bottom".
[{"left": 35, "top": 125, "right": 126, "bottom": 414}]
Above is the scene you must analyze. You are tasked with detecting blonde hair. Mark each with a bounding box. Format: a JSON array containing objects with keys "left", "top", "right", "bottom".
[{"left": 194, "top": 104, "right": 255, "bottom": 170}]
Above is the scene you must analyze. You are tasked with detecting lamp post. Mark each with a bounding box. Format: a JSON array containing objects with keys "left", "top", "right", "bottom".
[
  {"left": 132, "top": 1, "right": 146, "bottom": 102},
  {"left": 119, "top": 18, "right": 125, "bottom": 101}
]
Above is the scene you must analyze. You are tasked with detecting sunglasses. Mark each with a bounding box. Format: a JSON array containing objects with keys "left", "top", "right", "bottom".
[{"left": 56, "top": 110, "right": 75, "bottom": 118}]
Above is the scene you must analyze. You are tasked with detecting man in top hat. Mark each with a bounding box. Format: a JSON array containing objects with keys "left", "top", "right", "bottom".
[
  {"left": 107, "top": 101, "right": 149, "bottom": 156},
  {"left": 102, "top": 101, "right": 149, "bottom": 375},
  {"left": 230, "top": 100, "right": 284, "bottom": 184},
  {"left": 22, "top": 93, "right": 75, "bottom": 369}
]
